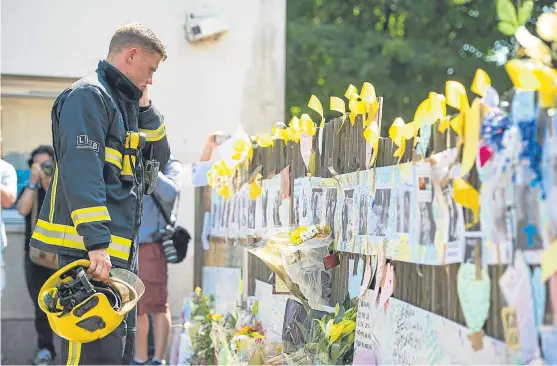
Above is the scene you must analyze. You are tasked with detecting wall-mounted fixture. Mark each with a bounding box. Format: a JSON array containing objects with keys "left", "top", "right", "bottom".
[{"left": 184, "top": 12, "right": 227, "bottom": 43}]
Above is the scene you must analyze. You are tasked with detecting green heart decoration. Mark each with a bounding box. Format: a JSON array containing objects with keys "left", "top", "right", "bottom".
[{"left": 457, "top": 263, "right": 491, "bottom": 332}]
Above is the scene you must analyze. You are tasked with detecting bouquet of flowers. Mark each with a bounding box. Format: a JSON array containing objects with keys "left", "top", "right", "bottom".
[
  {"left": 283, "top": 303, "right": 357, "bottom": 365},
  {"left": 186, "top": 287, "right": 218, "bottom": 365},
  {"left": 282, "top": 225, "right": 334, "bottom": 307}
]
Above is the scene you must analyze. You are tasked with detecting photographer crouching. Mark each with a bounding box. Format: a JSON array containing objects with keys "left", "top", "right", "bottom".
[{"left": 16, "top": 145, "right": 57, "bottom": 365}]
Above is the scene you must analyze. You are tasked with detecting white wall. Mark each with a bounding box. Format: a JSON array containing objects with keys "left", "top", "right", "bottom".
[{"left": 1, "top": 0, "right": 285, "bottom": 317}]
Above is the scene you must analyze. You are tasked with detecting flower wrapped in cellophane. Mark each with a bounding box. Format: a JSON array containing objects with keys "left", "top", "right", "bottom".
[{"left": 282, "top": 225, "right": 334, "bottom": 307}]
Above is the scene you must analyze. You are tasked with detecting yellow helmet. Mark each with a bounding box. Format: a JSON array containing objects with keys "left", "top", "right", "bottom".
[{"left": 38, "top": 259, "right": 144, "bottom": 343}]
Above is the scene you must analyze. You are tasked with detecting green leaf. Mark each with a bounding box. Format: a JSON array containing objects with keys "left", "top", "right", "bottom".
[
  {"left": 334, "top": 303, "right": 340, "bottom": 317},
  {"left": 496, "top": 0, "right": 518, "bottom": 26},
  {"left": 294, "top": 319, "right": 309, "bottom": 343},
  {"left": 330, "top": 342, "right": 343, "bottom": 364},
  {"left": 497, "top": 21, "right": 517, "bottom": 36},
  {"left": 251, "top": 300, "right": 259, "bottom": 317},
  {"left": 518, "top": 0, "right": 533, "bottom": 25}
]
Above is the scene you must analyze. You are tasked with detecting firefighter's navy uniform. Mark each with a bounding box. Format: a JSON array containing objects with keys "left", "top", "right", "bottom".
[{"left": 30, "top": 60, "right": 170, "bottom": 365}]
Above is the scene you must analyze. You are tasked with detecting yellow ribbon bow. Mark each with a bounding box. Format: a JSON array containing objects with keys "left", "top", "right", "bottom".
[
  {"left": 232, "top": 137, "right": 254, "bottom": 167},
  {"left": 330, "top": 96, "right": 347, "bottom": 125},
  {"left": 249, "top": 173, "right": 263, "bottom": 200},
  {"left": 453, "top": 177, "right": 480, "bottom": 228},
  {"left": 360, "top": 82, "right": 380, "bottom": 128},
  {"left": 255, "top": 133, "right": 274, "bottom": 148},
  {"left": 471, "top": 69, "right": 491, "bottom": 97},
  {"left": 208, "top": 160, "right": 232, "bottom": 198},
  {"left": 389, "top": 117, "right": 414, "bottom": 162},
  {"left": 363, "top": 121, "right": 380, "bottom": 167},
  {"left": 289, "top": 115, "right": 317, "bottom": 143},
  {"left": 344, "top": 84, "right": 367, "bottom": 126},
  {"left": 272, "top": 122, "right": 291, "bottom": 143},
  {"left": 308, "top": 95, "right": 325, "bottom": 128},
  {"left": 445, "top": 81, "right": 469, "bottom": 136}
]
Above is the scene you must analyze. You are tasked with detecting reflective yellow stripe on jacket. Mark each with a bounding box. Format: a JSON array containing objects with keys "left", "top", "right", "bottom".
[
  {"left": 31, "top": 219, "right": 131, "bottom": 261},
  {"left": 71, "top": 206, "right": 111, "bottom": 227},
  {"left": 104, "top": 147, "right": 123, "bottom": 169},
  {"left": 139, "top": 124, "right": 166, "bottom": 142}
]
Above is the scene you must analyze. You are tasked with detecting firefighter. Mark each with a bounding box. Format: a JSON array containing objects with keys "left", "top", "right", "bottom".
[{"left": 29, "top": 23, "right": 171, "bottom": 365}]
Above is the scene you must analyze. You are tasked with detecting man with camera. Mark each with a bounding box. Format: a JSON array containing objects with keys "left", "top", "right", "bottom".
[
  {"left": 133, "top": 133, "right": 224, "bottom": 365},
  {"left": 16, "top": 145, "right": 57, "bottom": 365}
]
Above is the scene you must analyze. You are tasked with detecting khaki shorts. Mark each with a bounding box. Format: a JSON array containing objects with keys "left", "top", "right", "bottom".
[{"left": 137, "top": 243, "right": 169, "bottom": 315}]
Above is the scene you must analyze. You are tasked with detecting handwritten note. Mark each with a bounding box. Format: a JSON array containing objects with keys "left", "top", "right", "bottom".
[
  {"left": 499, "top": 251, "right": 541, "bottom": 363},
  {"left": 255, "top": 280, "right": 289, "bottom": 341},
  {"left": 355, "top": 292, "right": 380, "bottom": 354},
  {"left": 457, "top": 263, "right": 491, "bottom": 333}
]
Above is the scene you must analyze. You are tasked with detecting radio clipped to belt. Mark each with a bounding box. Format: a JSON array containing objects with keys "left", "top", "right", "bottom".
[
  {"left": 120, "top": 131, "right": 160, "bottom": 195},
  {"left": 121, "top": 131, "right": 146, "bottom": 183}
]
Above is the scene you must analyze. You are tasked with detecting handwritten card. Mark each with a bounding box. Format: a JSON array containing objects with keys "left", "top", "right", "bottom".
[{"left": 499, "top": 251, "right": 541, "bottom": 363}]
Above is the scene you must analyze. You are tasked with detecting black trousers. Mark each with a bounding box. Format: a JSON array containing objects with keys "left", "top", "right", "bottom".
[
  {"left": 24, "top": 255, "right": 56, "bottom": 356},
  {"left": 57, "top": 255, "right": 136, "bottom": 365}
]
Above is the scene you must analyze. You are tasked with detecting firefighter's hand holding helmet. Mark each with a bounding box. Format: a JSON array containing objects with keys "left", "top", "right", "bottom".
[{"left": 87, "top": 248, "right": 112, "bottom": 281}]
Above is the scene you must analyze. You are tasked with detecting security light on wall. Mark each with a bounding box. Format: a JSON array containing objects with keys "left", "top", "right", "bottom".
[{"left": 184, "top": 12, "right": 227, "bottom": 43}]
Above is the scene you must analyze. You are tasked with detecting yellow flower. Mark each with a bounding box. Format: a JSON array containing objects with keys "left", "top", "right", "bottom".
[
  {"left": 250, "top": 331, "right": 264, "bottom": 339},
  {"left": 325, "top": 319, "right": 346, "bottom": 344},
  {"left": 211, "top": 313, "right": 223, "bottom": 322},
  {"left": 238, "top": 325, "right": 251, "bottom": 335},
  {"left": 537, "top": 11, "right": 557, "bottom": 42},
  {"left": 341, "top": 321, "right": 356, "bottom": 335},
  {"left": 276, "top": 344, "right": 283, "bottom": 353},
  {"left": 195, "top": 287, "right": 202, "bottom": 296}
]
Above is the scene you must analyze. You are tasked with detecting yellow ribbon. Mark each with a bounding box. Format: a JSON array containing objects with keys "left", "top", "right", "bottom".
[
  {"left": 505, "top": 59, "right": 541, "bottom": 91},
  {"left": 363, "top": 121, "right": 380, "bottom": 166},
  {"left": 272, "top": 122, "right": 291, "bottom": 143},
  {"left": 255, "top": 133, "right": 274, "bottom": 148},
  {"left": 471, "top": 69, "right": 491, "bottom": 97},
  {"left": 446, "top": 81, "right": 469, "bottom": 136},
  {"left": 232, "top": 138, "right": 254, "bottom": 165},
  {"left": 344, "top": 84, "right": 367, "bottom": 126},
  {"left": 308, "top": 95, "right": 325, "bottom": 128},
  {"left": 207, "top": 160, "right": 232, "bottom": 198},
  {"left": 360, "top": 82, "right": 380, "bottom": 128},
  {"left": 389, "top": 117, "right": 412, "bottom": 161},
  {"left": 453, "top": 177, "right": 480, "bottom": 229},
  {"left": 330, "top": 96, "right": 347, "bottom": 125},
  {"left": 290, "top": 115, "right": 317, "bottom": 142},
  {"left": 249, "top": 173, "right": 263, "bottom": 200},
  {"left": 533, "top": 65, "right": 557, "bottom": 108},
  {"left": 460, "top": 98, "right": 481, "bottom": 177}
]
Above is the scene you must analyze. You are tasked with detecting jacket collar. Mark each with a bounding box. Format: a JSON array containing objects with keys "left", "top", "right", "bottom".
[{"left": 97, "top": 60, "right": 143, "bottom": 101}]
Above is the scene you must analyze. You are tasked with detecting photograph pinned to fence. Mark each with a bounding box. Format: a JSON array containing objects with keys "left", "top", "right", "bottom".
[
  {"left": 462, "top": 231, "right": 484, "bottom": 265},
  {"left": 338, "top": 172, "right": 358, "bottom": 252},
  {"left": 368, "top": 166, "right": 393, "bottom": 252},
  {"left": 355, "top": 170, "right": 375, "bottom": 254},
  {"left": 414, "top": 162, "right": 437, "bottom": 262},
  {"left": 324, "top": 186, "right": 339, "bottom": 233},
  {"left": 238, "top": 184, "right": 250, "bottom": 238},
  {"left": 228, "top": 191, "right": 239, "bottom": 238},
  {"left": 515, "top": 168, "right": 544, "bottom": 264},
  {"left": 255, "top": 184, "right": 267, "bottom": 234},
  {"left": 311, "top": 187, "right": 325, "bottom": 225},
  {"left": 389, "top": 163, "right": 415, "bottom": 261},
  {"left": 427, "top": 149, "right": 465, "bottom": 265},
  {"left": 266, "top": 167, "right": 292, "bottom": 228},
  {"left": 480, "top": 183, "right": 512, "bottom": 265}
]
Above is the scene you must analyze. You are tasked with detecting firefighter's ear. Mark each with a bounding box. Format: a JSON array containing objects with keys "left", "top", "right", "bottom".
[{"left": 127, "top": 48, "right": 138, "bottom": 64}]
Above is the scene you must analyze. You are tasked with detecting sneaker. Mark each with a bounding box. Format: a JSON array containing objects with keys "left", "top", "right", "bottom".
[
  {"left": 33, "top": 349, "right": 53, "bottom": 365},
  {"left": 149, "top": 359, "right": 166, "bottom": 365}
]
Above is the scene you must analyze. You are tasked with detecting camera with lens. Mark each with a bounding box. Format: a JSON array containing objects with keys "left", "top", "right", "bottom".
[
  {"left": 40, "top": 161, "right": 55, "bottom": 177},
  {"left": 160, "top": 225, "right": 179, "bottom": 263}
]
